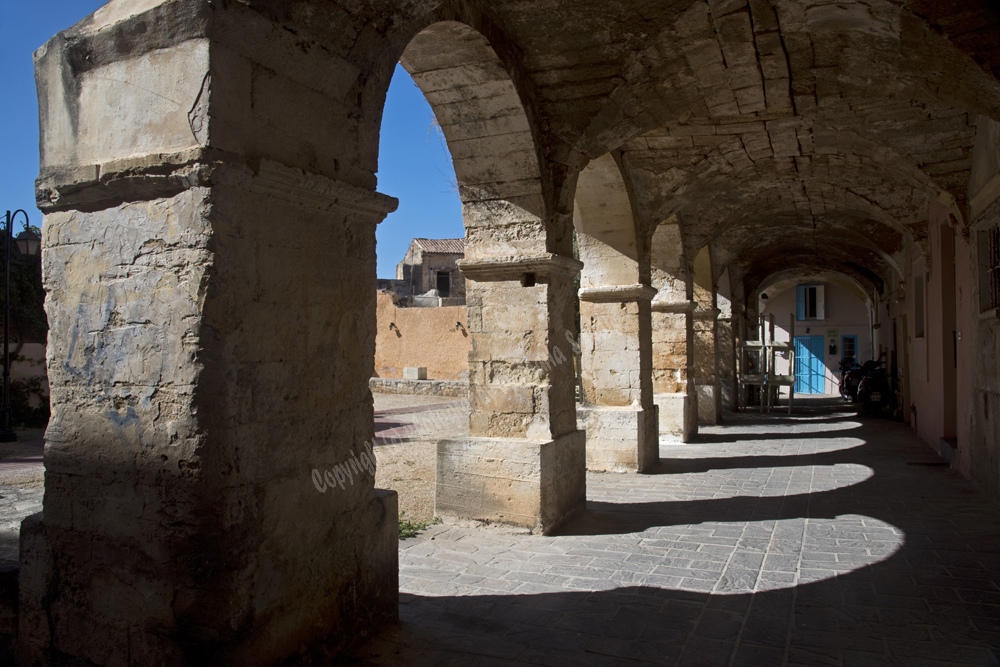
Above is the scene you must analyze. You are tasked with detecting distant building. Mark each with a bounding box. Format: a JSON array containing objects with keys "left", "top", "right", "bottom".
[{"left": 378, "top": 238, "right": 466, "bottom": 306}]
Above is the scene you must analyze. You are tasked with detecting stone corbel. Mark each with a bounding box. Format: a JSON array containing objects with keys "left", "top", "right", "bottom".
[
  {"left": 651, "top": 299, "right": 697, "bottom": 313},
  {"left": 692, "top": 307, "right": 722, "bottom": 320},
  {"left": 457, "top": 254, "right": 583, "bottom": 282},
  {"left": 578, "top": 284, "right": 657, "bottom": 303}
]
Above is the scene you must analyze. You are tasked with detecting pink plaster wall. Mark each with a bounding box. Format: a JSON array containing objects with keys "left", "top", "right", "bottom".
[
  {"left": 374, "top": 291, "right": 471, "bottom": 380},
  {"left": 907, "top": 200, "right": 974, "bottom": 471}
]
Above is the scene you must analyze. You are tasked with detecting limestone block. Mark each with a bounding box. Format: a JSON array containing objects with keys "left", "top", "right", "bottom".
[
  {"left": 697, "top": 383, "right": 720, "bottom": 425},
  {"left": 403, "top": 367, "right": 428, "bottom": 380},
  {"left": 436, "top": 432, "right": 586, "bottom": 534},
  {"left": 37, "top": 36, "right": 210, "bottom": 170},
  {"left": 654, "top": 393, "right": 690, "bottom": 440},
  {"left": 578, "top": 406, "right": 659, "bottom": 473},
  {"left": 471, "top": 384, "right": 534, "bottom": 415}
]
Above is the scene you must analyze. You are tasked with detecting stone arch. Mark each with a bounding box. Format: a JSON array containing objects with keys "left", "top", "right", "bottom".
[
  {"left": 574, "top": 153, "right": 642, "bottom": 287},
  {"left": 758, "top": 269, "right": 876, "bottom": 312},
  {"left": 714, "top": 213, "right": 905, "bottom": 286},
  {"left": 398, "top": 20, "right": 548, "bottom": 259}
]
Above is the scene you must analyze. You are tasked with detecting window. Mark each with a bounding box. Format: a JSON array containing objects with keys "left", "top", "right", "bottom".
[
  {"left": 914, "top": 273, "right": 925, "bottom": 338},
  {"left": 796, "top": 284, "right": 825, "bottom": 321},
  {"left": 980, "top": 226, "right": 1000, "bottom": 312}
]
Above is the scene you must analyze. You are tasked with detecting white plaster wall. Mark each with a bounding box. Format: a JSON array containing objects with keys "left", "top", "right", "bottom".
[{"left": 762, "top": 282, "right": 872, "bottom": 394}]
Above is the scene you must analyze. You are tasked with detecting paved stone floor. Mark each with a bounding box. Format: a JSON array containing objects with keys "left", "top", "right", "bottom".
[
  {"left": 349, "top": 397, "right": 1000, "bottom": 666},
  {"left": 0, "top": 431, "right": 45, "bottom": 568}
]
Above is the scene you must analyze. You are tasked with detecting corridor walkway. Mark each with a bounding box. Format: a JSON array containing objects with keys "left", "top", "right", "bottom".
[{"left": 351, "top": 398, "right": 1000, "bottom": 666}]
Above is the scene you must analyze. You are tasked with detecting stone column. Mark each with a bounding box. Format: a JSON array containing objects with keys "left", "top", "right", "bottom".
[
  {"left": 436, "top": 254, "right": 586, "bottom": 534},
  {"left": 23, "top": 4, "right": 399, "bottom": 663},
  {"left": 717, "top": 313, "right": 736, "bottom": 413},
  {"left": 694, "top": 307, "right": 722, "bottom": 424},
  {"left": 652, "top": 300, "right": 697, "bottom": 441},
  {"left": 577, "top": 285, "right": 659, "bottom": 473}
]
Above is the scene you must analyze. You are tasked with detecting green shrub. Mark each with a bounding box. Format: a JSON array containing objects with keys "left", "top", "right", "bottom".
[
  {"left": 398, "top": 513, "right": 441, "bottom": 540},
  {"left": 10, "top": 376, "right": 49, "bottom": 428}
]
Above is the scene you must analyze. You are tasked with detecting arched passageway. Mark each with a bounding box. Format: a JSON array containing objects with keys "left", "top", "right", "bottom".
[{"left": 20, "top": 0, "right": 1000, "bottom": 663}]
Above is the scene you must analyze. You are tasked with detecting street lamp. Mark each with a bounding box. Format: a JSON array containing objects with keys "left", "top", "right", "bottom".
[
  {"left": 0, "top": 210, "right": 39, "bottom": 442},
  {"left": 15, "top": 230, "right": 40, "bottom": 257}
]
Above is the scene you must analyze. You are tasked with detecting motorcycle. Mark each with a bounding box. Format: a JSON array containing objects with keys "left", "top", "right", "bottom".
[
  {"left": 857, "top": 358, "right": 893, "bottom": 416},
  {"left": 838, "top": 356, "right": 860, "bottom": 401}
]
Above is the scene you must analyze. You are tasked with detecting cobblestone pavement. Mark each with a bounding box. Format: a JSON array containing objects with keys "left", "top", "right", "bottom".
[
  {"left": 349, "top": 397, "right": 1000, "bottom": 666},
  {"left": 373, "top": 396, "right": 469, "bottom": 522},
  {"left": 0, "top": 431, "right": 46, "bottom": 568}
]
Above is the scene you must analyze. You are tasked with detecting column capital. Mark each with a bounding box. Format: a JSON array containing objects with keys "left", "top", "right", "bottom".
[
  {"left": 579, "top": 284, "right": 657, "bottom": 303},
  {"left": 651, "top": 299, "right": 697, "bottom": 313},
  {"left": 693, "top": 307, "right": 722, "bottom": 320},
  {"left": 458, "top": 253, "right": 583, "bottom": 282}
]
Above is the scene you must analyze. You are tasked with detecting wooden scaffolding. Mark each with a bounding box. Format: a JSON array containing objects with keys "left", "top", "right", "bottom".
[{"left": 737, "top": 313, "right": 796, "bottom": 414}]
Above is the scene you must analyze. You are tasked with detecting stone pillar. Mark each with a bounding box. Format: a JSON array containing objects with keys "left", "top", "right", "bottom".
[
  {"left": 652, "top": 300, "right": 697, "bottom": 441},
  {"left": 694, "top": 307, "right": 722, "bottom": 425},
  {"left": 436, "top": 254, "right": 586, "bottom": 534},
  {"left": 577, "top": 285, "right": 659, "bottom": 473},
  {"left": 23, "top": 4, "right": 399, "bottom": 663},
  {"left": 717, "top": 314, "right": 736, "bottom": 413}
]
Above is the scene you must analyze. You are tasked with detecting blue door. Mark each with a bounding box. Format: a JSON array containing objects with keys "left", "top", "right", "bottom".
[{"left": 794, "top": 336, "right": 826, "bottom": 394}]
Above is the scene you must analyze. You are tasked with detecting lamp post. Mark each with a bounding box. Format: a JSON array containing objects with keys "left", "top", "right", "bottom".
[{"left": 0, "top": 210, "right": 39, "bottom": 442}]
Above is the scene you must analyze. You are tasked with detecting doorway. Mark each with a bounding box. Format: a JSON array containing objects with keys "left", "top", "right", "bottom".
[
  {"left": 795, "top": 335, "right": 826, "bottom": 394},
  {"left": 841, "top": 335, "right": 858, "bottom": 362}
]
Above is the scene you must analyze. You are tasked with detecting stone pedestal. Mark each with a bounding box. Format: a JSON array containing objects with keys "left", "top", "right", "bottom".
[
  {"left": 653, "top": 392, "right": 689, "bottom": 440},
  {"left": 577, "top": 405, "right": 659, "bottom": 472},
  {"left": 436, "top": 431, "right": 586, "bottom": 533}
]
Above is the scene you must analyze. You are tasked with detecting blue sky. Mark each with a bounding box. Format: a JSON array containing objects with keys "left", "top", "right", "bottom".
[{"left": 0, "top": 2, "right": 462, "bottom": 279}]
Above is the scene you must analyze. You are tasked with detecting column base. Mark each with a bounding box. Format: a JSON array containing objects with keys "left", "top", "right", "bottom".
[
  {"left": 696, "top": 382, "right": 721, "bottom": 425},
  {"left": 577, "top": 406, "right": 659, "bottom": 473},
  {"left": 18, "top": 491, "right": 400, "bottom": 665},
  {"left": 654, "top": 393, "right": 696, "bottom": 442},
  {"left": 436, "top": 431, "right": 586, "bottom": 535}
]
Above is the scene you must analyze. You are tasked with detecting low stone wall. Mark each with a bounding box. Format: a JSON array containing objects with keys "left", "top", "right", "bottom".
[{"left": 369, "top": 378, "right": 469, "bottom": 398}]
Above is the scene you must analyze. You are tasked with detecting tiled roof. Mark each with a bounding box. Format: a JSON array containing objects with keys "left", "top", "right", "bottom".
[{"left": 414, "top": 238, "right": 465, "bottom": 254}]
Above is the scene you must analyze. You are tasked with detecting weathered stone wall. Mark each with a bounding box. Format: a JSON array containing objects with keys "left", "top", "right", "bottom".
[
  {"left": 374, "top": 291, "right": 471, "bottom": 380},
  {"left": 369, "top": 377, "right": 469, "bottom": 397}
]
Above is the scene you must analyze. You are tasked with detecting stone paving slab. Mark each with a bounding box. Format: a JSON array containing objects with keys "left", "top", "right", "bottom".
[{"left": 347, "top": 398, "right": 1000, "bottom": 666}]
